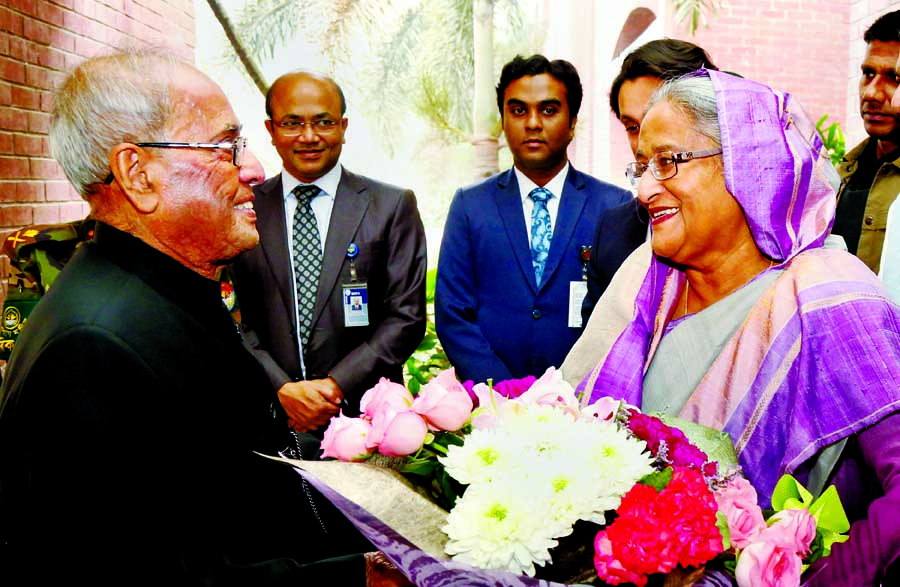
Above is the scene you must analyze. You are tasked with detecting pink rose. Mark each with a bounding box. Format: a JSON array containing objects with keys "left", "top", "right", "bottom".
[
  {"left": 368, "top": 409, "right": 428, "bottom": 457},
  {"left": 467, "top": 382, "right": 511, "bottom": 429},
  {"left": 735, "top": 541, "right": 801, "bottom": 587},
  {"left": 411, "top": 369, "right": 474, "bottom": 431},
  {"left": 582, "top": 396, "right": 623, "bottom": 422},
  {"left": 714, "top": 476, "right": 766, "bottom": 549},
  {"left": 517, "top": 367, "right": 578, "bottom": 411},
  {"left": 359, "top": 378, "right": 413, "bottom": 420},
  {"left": 320, "top": 413, "right": 375, "bottom": 461},
  {"left": 760, "top": 508, "right": 817, "bottom": 556}
]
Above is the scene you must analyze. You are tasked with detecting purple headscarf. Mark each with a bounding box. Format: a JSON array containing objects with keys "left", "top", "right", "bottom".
[{"left": 580, "top": 70, "right": 900, "bottom": 504}]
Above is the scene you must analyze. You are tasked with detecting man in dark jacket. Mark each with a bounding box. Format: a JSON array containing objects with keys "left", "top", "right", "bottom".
[{"left": 0, "top": 50, "right": 409, "bottom": 587}]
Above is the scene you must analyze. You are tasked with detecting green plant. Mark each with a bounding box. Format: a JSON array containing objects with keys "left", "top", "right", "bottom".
[
  {"left": 816, "top": 114, "right": 847, "bottom": 167},
  {"left": 405, "top": 268, "right": 451, "bottom": 393}
]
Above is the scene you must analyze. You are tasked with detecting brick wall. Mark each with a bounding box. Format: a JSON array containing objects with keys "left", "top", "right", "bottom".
[
  {"left": 0, "top": 0, "right": 195, "bottom": 300},
  {"left": 606, "top": 0, "right": 854, "bottom": 190}
]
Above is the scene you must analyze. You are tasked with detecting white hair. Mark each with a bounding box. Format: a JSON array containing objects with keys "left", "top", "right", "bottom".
[{"left": 49, "top": 50, "right": 181, "bottom": 198}]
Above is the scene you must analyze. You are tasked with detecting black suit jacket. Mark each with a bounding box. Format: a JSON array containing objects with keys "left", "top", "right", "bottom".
[
  {"left": 0, "top": 224, "right": 367, "bottom": 585},
  {"left": 231, "top": 167, "right": 427, "bottom": 413},
  {"left": 580, "top": 198, "right": 649, "bottom": 326}
]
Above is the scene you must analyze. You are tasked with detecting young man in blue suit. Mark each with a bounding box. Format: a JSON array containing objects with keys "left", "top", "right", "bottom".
[{"left": 435, "top": 54, "right": 632, "bottom": 384}]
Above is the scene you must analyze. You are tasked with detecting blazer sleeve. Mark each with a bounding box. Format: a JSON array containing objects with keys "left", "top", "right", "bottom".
[
  {"left": 328, "top": 189, "right": 427, "bottom": 393},
  {"left": 434, "top": 189, "right": 515, "bottom": 383}
]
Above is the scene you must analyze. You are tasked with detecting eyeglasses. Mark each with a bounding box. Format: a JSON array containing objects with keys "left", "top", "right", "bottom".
[
  {"left": 625, "top": 148, "right": 722, "bottom": 188},
  {"left": 103, "top": 137, "right": 247, "bottom": 184},
  {"left": 271, "top": 119, "right": 340, "bottom": 136}
]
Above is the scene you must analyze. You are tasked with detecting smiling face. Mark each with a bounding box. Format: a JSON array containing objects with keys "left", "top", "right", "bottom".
[
  {"left": 617, "top": 75, "right": 663, "bottom": 157},
  {"left": 265, "top": 73, "right": 348, "bottom": 183},
  {"left": 502, "top": 73, "right": 575, "bottom": 185},
  {"left": 151, "top": 65, "right": 264, "bottom": 274},
  {"left": 860, "top": 40, "right": 900, "bottom": 149},
  {"left": 636, "top": 100, "right": 755, "bottom": 270}
]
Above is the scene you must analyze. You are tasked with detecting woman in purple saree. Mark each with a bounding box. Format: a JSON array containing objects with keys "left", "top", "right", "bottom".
[{"left": 578, "top": 70, "right": 900, "bottom": 585}]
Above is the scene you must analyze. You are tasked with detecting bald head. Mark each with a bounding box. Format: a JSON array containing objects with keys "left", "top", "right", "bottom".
[{"left": 265, "top": 72, "right": 346, "bottom": 118}]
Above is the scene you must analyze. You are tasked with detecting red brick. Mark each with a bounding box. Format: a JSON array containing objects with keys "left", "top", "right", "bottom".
[
  {"left": 0, "top": 132, "right": 13, "bottom": 154},
  {"left": 15, "top": 180, "right": 45, "bottom": 202},
  {"left": 35, "top": 44, "right": 66, "bottom": 70},
  {"left": 30, "top": 157, "right": 64, "bottom": 179},
  {"left": 36, "top": 1, "right": 66, "bottom": 28},
  {"left": 0, "top": 32, "right": 8, "bottom": 56},
  {"left": 45, "top": 180, "right": 75, "bottom": 201},
  {"left": 2, "top": 10, "right": 23, "bottom": 36},
  {"left": 14, "top": 133, "right": 46, "bottom": 156},
  {"left": 22, "top": 16, "right": 51, "bottom": 45},
  {"left": 74, "top": 35, "right": 102, "bottom": 58},
  {"left": 0, "top": 56, "right": 26, "bottom": 84},
  {"left": 0, "top": 81, "right": 10, "bottom": 106},
  {"left": 25, "top": 64, "right": 64, "bottom": 90},
  {"left": 0, "top": 107, "right": 29, "bottom": 132},
  {"left": 9, "top": 0, "right": 37, "bottom": 17},
  {"left": 62, "top": 9, "right": 90, "bottom": 36},
  {"left": 32, "top": 203, "right": 60, "bottom": 224},
  {"left": 71, "top": 0, "right": 95, "bottom": 17},
  {"left": 0, "top": 156, "right": 29, "bottom": 178},
  {"left": 39, "top": 90, "right": 52, "bottom": 112},
  {"left": 0, "top": 205, "right": 34, "bottom": 228},
  {"left": 28, "top": 110, "right": 49, "bottom": 133},
  {"left": 6, "top": 36, "right": 26, "bottom": 62},
  {"left": 49, "top": 26, "right": 75, "bottom": 52},
  {"left": 51, "top": 0, "right": 76, "bottom": 10},
  {"left": 11, "top": 86, "right": 39, "bottom": 110},
  {"left": 59, "top": 199, "right": 88, "bottom": 221}
]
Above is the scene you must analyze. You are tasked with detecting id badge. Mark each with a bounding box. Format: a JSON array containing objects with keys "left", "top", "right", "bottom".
[
  {"left": 343, "top": 283, "right": 369, "bottom": 327},
  {"left": 568, "top": 281, "right": 588, "bottom": 328}
]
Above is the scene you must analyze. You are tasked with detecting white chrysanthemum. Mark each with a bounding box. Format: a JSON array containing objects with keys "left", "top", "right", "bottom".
[
  {"left": 442, "top": 481, "right": 560, "bottom": 576},
  {"left": 440, "top": 397, "right": 656, "bottom": 575},
  {"left": 440, "top": 427, "right": 525, "bottom": 485},
  {"left": 584, "top": 422, "right": 655, "bottom": 495}
]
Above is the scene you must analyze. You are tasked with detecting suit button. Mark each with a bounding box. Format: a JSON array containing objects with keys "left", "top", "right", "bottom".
[
  {"left": 532, "top": 309, "right": 542, "bottom": 320},
  {"left": 865, "top": 215, "right": 875, "bottom": 226}
]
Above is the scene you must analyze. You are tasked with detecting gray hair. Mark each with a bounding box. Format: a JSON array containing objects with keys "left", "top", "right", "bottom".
[
  {"left": 646, "top": 72, "right": 721, "bottom": 149},
  {"left": 49, "top": 50, "right": 181, "bottom": 198}
]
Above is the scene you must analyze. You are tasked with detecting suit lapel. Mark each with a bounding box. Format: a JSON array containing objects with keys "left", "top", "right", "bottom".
[
  {"left": 312, "top": 168, "right": 369, "bottom": 328},
  {"left": 255, "top": 176, "right": 295, "bottom": 318},
  {"left": 541, "top": 166, "right": 587, "bottom": 291},
  {"left": 495, "top": 169, "right": 539, "bottom": 293}
]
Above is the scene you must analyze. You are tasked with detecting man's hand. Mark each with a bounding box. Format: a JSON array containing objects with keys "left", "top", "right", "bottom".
[
  {"left": 364, "top": 552, "right": 414, "bottom": 587},
  {"left": 277, "top": 377, "right": 343, "bottom": 432}
]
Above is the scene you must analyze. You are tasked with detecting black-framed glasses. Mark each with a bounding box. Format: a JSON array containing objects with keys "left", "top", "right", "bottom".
[
  {"left": 103, "top": 137, "right": 247, "bottom": 184},
  {"left": 625, "top": 148, "right": 722, "bottom": 188},
  {"left": 270, "top": 119, "right": 340, "bottom": 136}
]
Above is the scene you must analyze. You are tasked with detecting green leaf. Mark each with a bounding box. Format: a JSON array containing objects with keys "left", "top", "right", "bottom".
[
  {"left": 715, "top": 511, "right": 732, "bottom": 552},
  {"left": 771, "top": 474, "right": 813, "bottom": 510},
  {"left": 808, "top": 485, "right": 850, "bottom": 535},
  {"left": 638, "top": 467, "right": 673, "bottom": 492},
  {"left": 400, "top": 459, "right": 439, "bottom": 476}
]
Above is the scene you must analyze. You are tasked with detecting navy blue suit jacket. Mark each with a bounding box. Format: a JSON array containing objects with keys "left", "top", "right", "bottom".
[{"left": 435, "top": 166, "right": 632, "bottom": 383}]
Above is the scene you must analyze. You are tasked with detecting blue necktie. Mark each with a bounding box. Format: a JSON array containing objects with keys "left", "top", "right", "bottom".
[
  {"left": 291, "top": 184, "right": 323, "bottom": 348},
  {"left": 529, "top": 187, "right": 552, "bottom": 286}
]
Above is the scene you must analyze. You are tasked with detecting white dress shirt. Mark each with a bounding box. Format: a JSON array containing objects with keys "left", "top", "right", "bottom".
[
  {"left": 514, "top": 162, "right": 569, "bottom": 239},
  {"left": 280, "top": 163, "right": 343, "bottom": 376}
]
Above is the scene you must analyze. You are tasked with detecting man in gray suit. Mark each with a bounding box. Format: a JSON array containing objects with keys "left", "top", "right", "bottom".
[{"left": 232, "top": 72, "right": 427, "bottom": 434}]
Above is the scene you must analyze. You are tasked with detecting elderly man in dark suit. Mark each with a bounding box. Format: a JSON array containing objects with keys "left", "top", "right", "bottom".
[
  {"left": 231, "top": 72, "right": 426, "bottom": 435},
  {"left": 0, "top": 51, "right": 410, "bottom": 587},
  {"left": 434, "top": 55, "right": 632, "bottom": 384}
]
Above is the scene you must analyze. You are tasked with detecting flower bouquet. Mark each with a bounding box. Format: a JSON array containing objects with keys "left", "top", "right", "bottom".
[{"left": 279, "top": 367, "right": 848, "bottom": 587}]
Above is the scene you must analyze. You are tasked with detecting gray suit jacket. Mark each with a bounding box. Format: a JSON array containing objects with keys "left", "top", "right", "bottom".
[{"left": 231, "top": 167, "right": 427, "bottom": 413}]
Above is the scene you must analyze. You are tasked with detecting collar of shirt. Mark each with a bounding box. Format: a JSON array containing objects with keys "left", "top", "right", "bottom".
[
  {"left": 280, "top": 163, "right": 343, "bottom": 202},
  {"left": 515, "top": 162, "right": 569, "bottom": 236}
]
